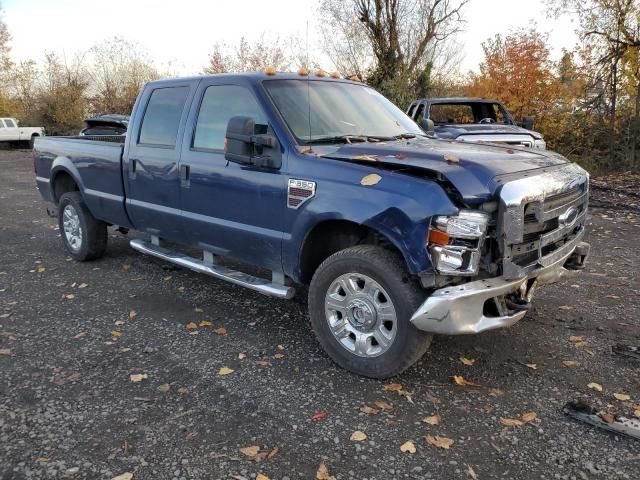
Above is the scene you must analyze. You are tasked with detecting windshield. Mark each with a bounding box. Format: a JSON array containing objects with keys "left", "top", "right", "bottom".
[
  {"left": 264, "top": 79, "right": 423, "bottom": 144},
  {"left": 429, "top": 102, "right": 513, "bottom": 125}
]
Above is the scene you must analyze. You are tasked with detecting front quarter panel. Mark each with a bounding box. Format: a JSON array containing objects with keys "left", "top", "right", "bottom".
[{"left": 283, "top": 154, "right": 459, "bottom": 281}]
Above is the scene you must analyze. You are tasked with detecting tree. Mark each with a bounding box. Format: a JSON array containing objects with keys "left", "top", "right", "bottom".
[
  {"left": 466, "top": 28, "right": 559, "bottom": 122},
  {"left": 319, "top": 0, "right": 469, "bottom": 106},
  {"left": 203, "top": 36, "right": 290, "bottom": 74}
]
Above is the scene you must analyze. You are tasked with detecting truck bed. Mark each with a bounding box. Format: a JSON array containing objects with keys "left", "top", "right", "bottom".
[{"left": 34, "top": 136, "right": 131, "bottom": 228}]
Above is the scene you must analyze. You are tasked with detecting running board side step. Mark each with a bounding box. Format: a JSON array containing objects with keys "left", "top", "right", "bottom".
[{"left": 129, "top": 239, "right": 295, "bottom": 299}]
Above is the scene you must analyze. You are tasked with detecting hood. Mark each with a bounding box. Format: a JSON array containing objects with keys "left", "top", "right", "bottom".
[
  {"left": 317, "top": 137, "right": 569, "bottom": 205},
  {"left": 435, "top": 123, "right": 543, "bottom": 140}
]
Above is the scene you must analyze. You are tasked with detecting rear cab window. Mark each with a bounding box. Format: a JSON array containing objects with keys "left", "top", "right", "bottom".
[{"left": 138, "top": 87, "right": 190, "bottom": 147}]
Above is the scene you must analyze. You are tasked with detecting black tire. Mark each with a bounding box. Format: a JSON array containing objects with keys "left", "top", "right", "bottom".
[
  {"left": 58, "top": 191, "right": 107, "bottom": 261},
  {"left": 28, "top": 135, "right": 37, "bottom": 149},
  {"left": 308, "top": 245, "right": 432, "bottom": 378}
]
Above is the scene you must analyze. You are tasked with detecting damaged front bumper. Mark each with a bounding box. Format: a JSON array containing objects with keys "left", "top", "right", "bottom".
[{"left": 410, "top": 238, "right": 590, "bottom": 335}]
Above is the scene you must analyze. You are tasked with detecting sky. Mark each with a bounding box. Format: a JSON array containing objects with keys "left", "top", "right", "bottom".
[{"left": 3, "top": 0, "right": 579, "bottom": 75}]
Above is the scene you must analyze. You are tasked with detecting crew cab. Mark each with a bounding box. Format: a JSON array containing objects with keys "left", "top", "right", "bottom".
[
  {"left": 407, "top": 97, "right": 546, "bottom": 150},
  {"left": 0, "top": 117, "right": 44, "bottom": 148},
  {"left": 33, "top": 72, "right": 589, "bottom": 378}
]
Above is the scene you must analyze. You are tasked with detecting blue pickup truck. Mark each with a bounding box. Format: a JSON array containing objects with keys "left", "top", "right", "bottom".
[{"left": 33, "top": 71, "right": 590, "bottom": 378}]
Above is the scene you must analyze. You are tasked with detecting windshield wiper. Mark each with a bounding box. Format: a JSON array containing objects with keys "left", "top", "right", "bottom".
[
  {"left": 306, "top": 135, "right": 368, "bottom": 145},
  {"left": 393, "top": 133, "right": 419, "bottom": 139}
]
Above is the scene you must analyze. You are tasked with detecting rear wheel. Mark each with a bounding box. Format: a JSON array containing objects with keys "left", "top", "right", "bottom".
[
  {"left": 58, "top": 192, "right": 107, "bottom": 261},
  {"left": 28, "top": 134, "right": 38, "bottom": 149},
  {"left": 308, "top": 245, "right": 432, "bottom": 378}
]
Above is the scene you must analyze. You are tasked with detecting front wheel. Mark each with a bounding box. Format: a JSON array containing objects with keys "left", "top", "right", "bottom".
[
  {"left": 308, "top": 245, "right": 432, "bottom": 378},
  {"left": 58, "top": 191, "right": 107, "bottom": 261}
]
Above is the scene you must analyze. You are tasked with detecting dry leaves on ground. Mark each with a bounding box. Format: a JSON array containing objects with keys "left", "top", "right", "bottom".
[
  {"left": 316, "top": 462, "right": 336, "bottom": 480},
  {"left": 158, "top": 383, "right": 170, "bottom": 393},
  {"left": 562, "top": 360, "right": 579, "bottom": 367},
  {"left": 459, "top": 357, "right": 475, "bottom": 366},
  {"left": 422, "top": 415, "right": 442, "bottom": 425},
  {"left": 240, "top": 446, "right": 260, "bottom": 458},
  {"left": 256, "top": 474, "right": 269, "bottom": 480},
  {"left": 199, "top": 320, "right": 213, "bottom": 327},
  {"left": 0, "top": 348, "right": 11, "bottom": 356},
  {"left": 400, "top": 440, "right": 416, "bottom": 453},
  {"left": 238, "top": 352, "right": 247, "bottom": 360},
  {"left": 218, "top": 367, "right": 234, "bottom": 375},
  {"left": 588, "top": 382, "right": 603, "bottom": 392},
  {"left": 128, "top": 310, "right": 137, "bottom": 319},
  {"left": 129, "top": 373, "right": 148, "bottom": 383},
  {"left": 111, "top": 331, "right": 122, "bottom": 337},
  {"left": 425, "top": 435, "right": 454, "bottom": 449},
  {"left": 214, "top": 327, "right": 227, "bottom": 335},
  {"left": 185, "top": 322, "right": 198, "bottom": 329},
  {"left": 360, "top": 405, "right": 378, "bottom": 415},
  {"left": 525, "top": 363, "right": 537, "bottom": 370},
  {"left": 598, "top": 412, "right": 615, "bottom": 424},
  {"left": 374, "top": 400, "right": 393, "bottom": 410},
  {"left": 613, "top": 393, "right": 631, "bottom": 401},
  {"left": 350, "top": 431, "right": 367, "bottom": 441},
  {"left": 501, "top": 411, "right": 537, "bottom": 427},
  {"left": 453, "top": 375, "right": 480, "bottom": 387},
  {"left": 111, "top": 473, "right": 133, "bottom": 480},
  {"left": 383, "top": 383, "right": 412, "bottom": 397},
  {"left": 311, "top": 411, "right": 327, "bottom": 420}
]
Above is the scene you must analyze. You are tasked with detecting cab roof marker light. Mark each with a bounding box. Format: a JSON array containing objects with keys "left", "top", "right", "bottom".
[
  {"left": 315, "top": 69, "right": 326, "bottom": 77},
  {"left": 330, "top": 71, "right": 340, "bottom": 78},
  {"left": 349, "top": 75, "right": 361, "bottom": 82},
  {"left": 264, "top": 66, "right": 276, "bottom": 76},
  {"left": 298, "top": 67, "right": 309, "bottom": 76}
]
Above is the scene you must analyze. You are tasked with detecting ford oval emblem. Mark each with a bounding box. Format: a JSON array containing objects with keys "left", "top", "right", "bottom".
[{"left": 558, "top": 206, "right": 579, "bottom": 228}]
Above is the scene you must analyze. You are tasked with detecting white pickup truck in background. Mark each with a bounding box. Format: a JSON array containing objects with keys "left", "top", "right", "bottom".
[{"left": 0, "top": 118, "right": 44, "bottom": 148}]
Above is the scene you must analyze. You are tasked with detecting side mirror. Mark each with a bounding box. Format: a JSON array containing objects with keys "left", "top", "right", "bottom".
[
  {"left": 521, "top": 116, "right": 535, "bottom": 131},
  {"left": 418, "top": 117, "right": 435, "bottom": 135},
  {"left": 224, "top": 116, "right": 280, "bottom": 168}
]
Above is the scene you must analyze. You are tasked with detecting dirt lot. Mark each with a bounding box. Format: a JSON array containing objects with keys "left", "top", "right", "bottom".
[{"left": 1, "top": 149, "right": 639, "bottom": 480}]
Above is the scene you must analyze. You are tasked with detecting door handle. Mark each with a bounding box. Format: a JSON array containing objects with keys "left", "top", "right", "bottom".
[
  {"left": 130, "top": 158, "right": 138, "bottom": 179},
  {"left": 180, "top": 164, "right": 190, "bottom": 187}
]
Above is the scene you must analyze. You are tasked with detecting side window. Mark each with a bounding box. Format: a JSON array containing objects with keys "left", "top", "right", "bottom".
[
  {"left": 414, "top": 104, "right": 425, "bottom": 121},
  {"left": 138, "top": 86, "right": 189, "bottom": 147},
  {"left": 193, "top": 85, "right": 267, "bottom": 151},
  {"left": 4, "top": 119, "right": 15, "bottom": 128},
  {"left": 0, "top": 120, "right": 4, "bottom": 128}
]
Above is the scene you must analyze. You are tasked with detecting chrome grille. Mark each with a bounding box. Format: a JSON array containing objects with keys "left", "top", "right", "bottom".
[{"left": 497, "top": 164, "right": 589, "bottom": 279}]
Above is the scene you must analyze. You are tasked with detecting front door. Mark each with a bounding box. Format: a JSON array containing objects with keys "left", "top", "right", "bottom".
[
  {"left": 179, "top": 81, "right": 286, "bottom": 272},
  {"left": 1, "top": 119, "right": 18, "bottom": 141},
  {"left": 124, "top": 83, "right": 196, "bottom": 242}
]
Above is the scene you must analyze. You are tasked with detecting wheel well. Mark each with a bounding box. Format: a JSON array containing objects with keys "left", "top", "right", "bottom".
[
  {"left": 52, "top": 171, "right": 79, "bottom": 204},
  {"left": 299, "top": 220, "right": 405, "bottom": 284}
]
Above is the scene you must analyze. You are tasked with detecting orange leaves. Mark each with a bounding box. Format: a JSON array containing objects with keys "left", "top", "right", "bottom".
[
  {"left": 311, "top": 411, "right": 327, "bottom": 421},
  {"left": 500, "top": 411, "right": 537, "bottom": 427},
  {"left": 453, "top": 375, "right": 480, "bottom": 387},
  {"left": 425, "top": 435, "right": 454, "bottom": 449}
]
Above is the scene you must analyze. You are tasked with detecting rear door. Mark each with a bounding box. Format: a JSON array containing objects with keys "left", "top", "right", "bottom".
[
  {"left": 178, "top": 79, "right": 287, "bottom": 271},
  {"left": 124, "top": 82, "right": 197, "bottom": 241}
]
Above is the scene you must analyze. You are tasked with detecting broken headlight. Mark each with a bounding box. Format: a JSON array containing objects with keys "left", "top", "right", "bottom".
[{"left": 428, "top": 211, "right": 489, "bottom": 276}]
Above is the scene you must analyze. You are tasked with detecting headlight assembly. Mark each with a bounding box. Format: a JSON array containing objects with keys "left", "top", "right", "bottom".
[
  {"left": 533, "top": 139, "right": 546, "bottom": 150},
  {"left": 428, "top": 210, "right": 489, "bottom": 276}
]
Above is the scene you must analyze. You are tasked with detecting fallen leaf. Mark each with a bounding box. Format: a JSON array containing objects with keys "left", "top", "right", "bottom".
[
  {"left": 239, "top": 445, "right": 260, "bottom": 458},
  {"left": 559, "top": 305, "right": 573, "bottom": 310},
  {"left": 111, "top": 473, "right": 133, "bottom": 480},
  {"left": 422, "top": 415, "right": 442, "bottom": 425},
  {"left": 562, "top": 360, "right": 579, "bottom": 367},
  {"left": 613, "top": 393, "right": 631, "bottom": 401},
  {"left": 587, "top": 382, "right": 603, "bottom": 392},
  {"left": 569, "top": 335, "right": 584, "bottom": 343},
  {"left": 500, "top": 418, "right": 524, "bottom": 427},
  {"left": 374, "top": 400, "right": 393, "bottom": 410},
  {"left": 158, "top": 383, "right": 170, "bottom": 393},
  {"left": 350, "top": 430, "right": 367, "bottom": 441},
  {"left": 598, "top": 412, "right": 614, "bottom": 424},
  {"left": 177, "top": 387, "right": 188, "bottom": 395},
  {"left": 466, "top": 464, "right": 478, "bottom": 480},
  {"left": 213, "top": 327, "right": 227, "bottom": 335},
  {"left": 128, "top": 310, "right": 137, "bottom": 319},
  {"left": 453, "top": 375, "right": 480, "bottom": 387},
  {"left": 256, "top": 360, "right": 271, "bottom": 367},
  {"left": 400, "top": 440, "right": 416, "bottom": 453},
  {"left": 0, "top": 348, "right": 11, "bottom": 356},
  {"left": 114, "top": 320, "right": 125, "bottom": 326},
  {"left": 64, "top": 294, "right": 75, "bottom": 299},
  {"left": 34, "top": 457, "right": 50, "bottom": 464},
  {"left": 383, "top": 383, "right": 403, "bottom": 392},
  {"left": 277, "top": 344, "right": 285, "bottom": 350},
  {"left": 634, "top": 409, "right": 640, "bottom": 418},
  {"left": 256, "top": 474, "right": 269, "bottom": 480},
  {"left": 186, "top": 431, "right": 198, "bottom": 441},
  {"left": 266, "top": 447, "right": 279, "bottom": 459},
  {"left": 459, "top": 357, "right": 475, "bottom": 366},
  {"left": 218, "top": 367, "right": 234, "bottom": 375},
  {"left": 199, "top": 320, "right": 213, "bottom": 327},
  {"left": 238, "top": 352, "right": 247, "bottom": 360},
  {"left": 521, "top": 412, "right": 537, "bottom": 423},
  {"left": 111, "top": 330, "right": 122, "bottom": 337},
  {"left": 359, "top": 405, "right": 379, "bottom": 415},
  {"left": 525, "top": 363, "right": 537, "bottom": 370},
  {"left": 360, "top": 173, "right": 382, "bottom": 186},
  {"left": 489, "top": 388, "right": 504, "bottom": 397},
  {"left": 311, "top": 411, "right": 327, "bottom": 420},
  {"left": 78, "top": 283, "right": 88, "bottom": 288},
  {"left": 273, "top": 353, "right": 285, "bottom": 359},
  {"left": 425, "top": 435, "right": 454, "bottom": 449},
  {"left": 130, "top": 373, "right": 148, "bottom": 383},
  {"left": 316, "top": 462, "right": 335, "bottom": 480},
  {"left": 36, "top": 266, "right": 45, "bottom": 273},
  {"left": 185, "top": 322, "right": 198, "bottom": 329}
]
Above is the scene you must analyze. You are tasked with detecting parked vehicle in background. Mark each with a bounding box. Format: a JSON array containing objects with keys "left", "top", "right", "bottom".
[
  {"left": 79, "top": 114, "right": 129, "bottom": 136},
  {"left": 407, "top": 98, "right": 546, "bottom": 150},
  {"left": 33, "top": 72, "right": 589, "bottom": 378},
  {"left": 0, "top": 118, "right": 44, "bottom": 148}
]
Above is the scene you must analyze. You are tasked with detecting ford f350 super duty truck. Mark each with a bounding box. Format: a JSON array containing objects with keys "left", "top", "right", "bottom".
[{"left": 33, "top": 72, "right": 590, "bottom": 378}]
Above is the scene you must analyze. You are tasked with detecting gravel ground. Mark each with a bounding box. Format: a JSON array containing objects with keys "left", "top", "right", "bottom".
[{"left": 1, "top": 149, "right": 639, "bottom": 480}]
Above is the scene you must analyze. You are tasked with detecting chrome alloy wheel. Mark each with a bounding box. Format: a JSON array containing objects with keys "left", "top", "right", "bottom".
[
  {"left": 325, "top": 273, "right": 397, "bottom": 357},
  {"left": 62, "top": 204, "right": 83, "bottom": 252}
]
